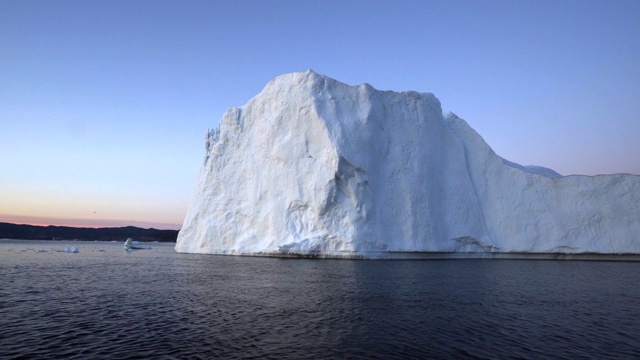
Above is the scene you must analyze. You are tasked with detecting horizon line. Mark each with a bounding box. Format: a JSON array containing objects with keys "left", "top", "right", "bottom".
[{"left": 0, "top": 214, "right": 182, "bottom": 231}]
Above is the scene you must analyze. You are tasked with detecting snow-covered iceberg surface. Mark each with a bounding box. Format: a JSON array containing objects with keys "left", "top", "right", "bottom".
[{"left": 176, "top": 70, "right": 640, "bottom": 258}]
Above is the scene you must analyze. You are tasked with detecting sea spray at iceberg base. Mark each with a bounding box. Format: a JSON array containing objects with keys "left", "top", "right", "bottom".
[{"left": 175, "top": 70, "right": 640, "bottom": 258}]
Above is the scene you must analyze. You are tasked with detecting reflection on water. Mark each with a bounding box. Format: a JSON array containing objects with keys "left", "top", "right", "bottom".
[{"left": 1, "top": 240, "right": 639, "bottom": 359}]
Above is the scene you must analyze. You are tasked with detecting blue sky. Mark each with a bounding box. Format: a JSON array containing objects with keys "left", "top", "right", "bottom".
[{"left": 1, "top": 0, "right": 639, "bottom": 229}]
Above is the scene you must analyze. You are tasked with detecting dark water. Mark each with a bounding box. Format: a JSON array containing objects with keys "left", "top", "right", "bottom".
[{"left": 1, "top": 240, "right": 639, "bottom": 359}]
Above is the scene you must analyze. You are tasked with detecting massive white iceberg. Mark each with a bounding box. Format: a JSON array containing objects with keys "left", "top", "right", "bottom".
[{"left": 176, "top": 70, "right": 640, "bottom": 258}]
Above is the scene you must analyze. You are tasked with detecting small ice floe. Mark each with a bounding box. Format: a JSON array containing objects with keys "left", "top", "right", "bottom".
[
  {"left": 123, "top": 238, "right": 152, "bottom": 251},
  {"left": 96, "top": 248, "right": 106, "bottom": 252},
  {"left": 58, "top": 247, "right": 80, "bottom": 253}
]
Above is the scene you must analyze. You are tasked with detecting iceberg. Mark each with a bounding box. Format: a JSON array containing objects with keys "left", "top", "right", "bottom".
[
  {"left": 176, "top": 70, "right": 640, "bottom": 258},
  {"left": 123, "top": 238, "right": 151, "bottom": 251}
]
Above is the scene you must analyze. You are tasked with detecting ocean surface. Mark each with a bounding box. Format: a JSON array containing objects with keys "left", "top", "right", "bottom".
[{"left": 1, "top": 240, "right": 639, "bottom": 359}]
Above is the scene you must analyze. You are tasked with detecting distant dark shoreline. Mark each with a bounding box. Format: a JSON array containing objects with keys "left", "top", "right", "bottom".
[{"left": 0, "top": 222, "right": 178, "bottom": 242}]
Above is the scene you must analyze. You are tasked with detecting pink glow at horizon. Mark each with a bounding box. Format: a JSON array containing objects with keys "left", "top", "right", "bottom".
[{"left": 0, "top": 214, "right": 181, "bottom": 230}]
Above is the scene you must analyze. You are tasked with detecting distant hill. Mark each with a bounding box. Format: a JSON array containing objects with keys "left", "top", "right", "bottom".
[{"left": 0, "top": 222, "right": 178, "bottom": 242}]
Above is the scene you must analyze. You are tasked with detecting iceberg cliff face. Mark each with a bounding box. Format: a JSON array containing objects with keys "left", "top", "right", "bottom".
[{"left": 176, "top": 70, "right": 640, "bottom": 258}]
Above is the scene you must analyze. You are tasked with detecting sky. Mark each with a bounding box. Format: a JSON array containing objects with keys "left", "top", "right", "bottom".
[{"left": 1, "top": 0, "right": 639, "bottom": 230}]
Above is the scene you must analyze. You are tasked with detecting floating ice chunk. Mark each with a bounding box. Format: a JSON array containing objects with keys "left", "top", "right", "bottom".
[
  {"left": 58, "top": 247, "right": 79, "bottom": 253},
  {"left": 123, "top": 238, "right": 151, "bottom": 251}
]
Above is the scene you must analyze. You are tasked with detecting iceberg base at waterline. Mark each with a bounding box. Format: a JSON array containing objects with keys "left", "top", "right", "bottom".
[{"left": 175, "top": 70, "right": 640, "bottom": 259}]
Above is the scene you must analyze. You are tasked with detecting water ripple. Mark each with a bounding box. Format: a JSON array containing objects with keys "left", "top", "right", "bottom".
[{"left": 1, "top": 241, "right": 639, "bottom": 359}]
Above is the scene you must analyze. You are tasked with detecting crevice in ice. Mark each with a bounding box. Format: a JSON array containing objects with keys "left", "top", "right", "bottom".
[
  {"left": 459, "top": 140, "right": 493, "bottom": 246},
  {"left": 452, "top": 236, "right": 500, "bottom": 252}
]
